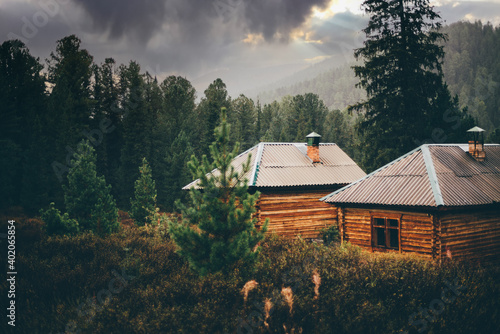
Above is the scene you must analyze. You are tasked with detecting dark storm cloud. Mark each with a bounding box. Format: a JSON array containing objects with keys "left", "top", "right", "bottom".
[
  {"left": 70, "top": 0, "right": 168, "bottom": 40},
  {"left": 70, "top": 0, "right": 331, "bottom": 43},
  {"left": 0, "top": 1, "right": 79, "bottom": 55},
  {"left": 242, "top": 0, "right": 330, "bottom": 41}
]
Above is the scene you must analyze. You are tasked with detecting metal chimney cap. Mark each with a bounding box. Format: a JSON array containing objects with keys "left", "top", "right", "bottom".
[
  {"left": 306, "top": 132, "right": 322, "bottom": 138},
  {"left": 467, "top": 126, "right": 485, "bottom": 132}
]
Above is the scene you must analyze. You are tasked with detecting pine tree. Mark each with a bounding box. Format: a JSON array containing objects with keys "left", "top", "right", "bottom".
[
  {"left": 231, "top": 94, "right": 256, "bottom": 151},
  {"left": 118, "top": 61, "right": 154, "bottom": 207},
  {"left": 162, "top": 131, "right": 195, "bottom": 211},
  {"left": 92, "top": 58, "right": 122, "bottom": 193},
  {"left": 153, "top": 76, "right": 197, "bottom": 209},
  {"left": 169, "top": 108, "right": 268, "bottom": 276},
  {"left": 290, "top": 93, "right": 328, "bottom": 141},
  {"left": 350, "top": 0, "right": 472, "bottom": 171},
  {"left": 130, "top": 158, "right": 157, "bottom": 226},
  {"left": 0, "top": 40, "right": 47, "bottom": 212},
  {"left": 63, "top": 140, "right": 119, "bottom": 235},
  {"left": 196, "top": 78, "right": 231, "bottom": 156}
]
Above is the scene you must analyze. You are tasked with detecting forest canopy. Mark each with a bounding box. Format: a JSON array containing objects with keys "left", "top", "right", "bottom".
[{"left": 1, "top": 20, "right": 498, "bottom": 214}]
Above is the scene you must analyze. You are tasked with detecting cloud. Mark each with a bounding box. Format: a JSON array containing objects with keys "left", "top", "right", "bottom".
[
  {"left": 1, "top": 0, "right": 498, "bottom": 97},
  {"left": 70, "top": 0, "right": 168, "bottom": 40},
  {"left": 69, "top": 0, "right": 331, "bottom": 44},
  {"left": 433, "top": 1, "right": 500, "bottom": 25}
]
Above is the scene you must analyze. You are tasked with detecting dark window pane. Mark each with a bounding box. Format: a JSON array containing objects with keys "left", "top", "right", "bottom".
[
  {"left": 388, "top": 219, "right": 398, "bottom": 227},
  {"left": 389, "top": 229, "right": 399, "bottom": 248},
  {"left": 376, "top": 228, "right": 386, "bottom": 246},
  {"left": 374, "top": 218, "right": 385, "bottom": 226}
]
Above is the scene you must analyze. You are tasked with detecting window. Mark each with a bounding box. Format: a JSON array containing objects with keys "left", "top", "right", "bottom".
[{"left": 371, "top": 216, "right": 400, "bottom": 250}]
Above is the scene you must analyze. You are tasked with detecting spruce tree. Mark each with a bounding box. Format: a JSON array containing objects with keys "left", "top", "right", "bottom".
[
  {"left": 196, "top": 78, "right": 231, "bottom": 156},
  {"left": 350, "top": 0, "right": 472, "bottom": 171},
  {"left": 118, "top": 61, "right": 154, "bottom": 207},
  {"left": 130, "top": 158, "right": 157, "bottom": 226},
  {"left": 169, "top": 108, "right": 268, "bottom": 276},
  {"left": 231, "top": 94, "right": 257, "bottom": 151},
  {"left": 163, "top": 131, "right": 195, "bottom": 211},
  {"left": 63, "top": 140, "right": 119, "bottom": 235},
  {"left": 0, "top": 40, "right": 47, "bottom": 212}
]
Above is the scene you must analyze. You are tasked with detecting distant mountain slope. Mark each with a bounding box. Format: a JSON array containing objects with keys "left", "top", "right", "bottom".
[
  {"left": 441, "top": 21, "right": 500, "bottom": 134},
  {"left": 254, "top": 62, "right": 365, "bottom": 111},
  {"left": 252, "top": 21, "right": 500, "bottom": 134}
]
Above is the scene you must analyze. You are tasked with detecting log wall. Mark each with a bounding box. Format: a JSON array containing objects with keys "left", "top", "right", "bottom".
[
  {"left": 340, "top": 207, "right": 434, "bottom": 258},
  {"left": 439, "top": 209, "right": 500, "bottom": 264},
  {"left": 255, "top": 191, "right": 337, "bottom": 239}
]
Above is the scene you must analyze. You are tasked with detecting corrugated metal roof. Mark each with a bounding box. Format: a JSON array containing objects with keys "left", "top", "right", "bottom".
[
  {"left": 183, "top": 146, "right": 258, "bottom": 190},
  {"left": 183, "top": 143, "right": 366, "bottom": 189},
  {"left": 322, "top": 144, "right": 500, "bottom": 208},
  {"left": 430, "top": 145, "right": 500, "bottom": 206}
]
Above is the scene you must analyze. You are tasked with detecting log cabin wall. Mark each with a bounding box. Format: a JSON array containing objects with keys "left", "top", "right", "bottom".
[
  {"left": 255, "top": 190, "right": 338, "bottom": 239},
  {"left": 439, "top": 207, "right": 500, "bottom": 264},
  {"left": 340, "top": 207, "right": 434, "bottom": 258}
]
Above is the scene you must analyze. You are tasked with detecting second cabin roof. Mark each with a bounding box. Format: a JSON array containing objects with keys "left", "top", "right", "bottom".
[
  {"left": 183, "top": 142, "right": 366, "bottom": 189},
  {"left": 321, "top": 144, "right": 500, "bottom": 207}
]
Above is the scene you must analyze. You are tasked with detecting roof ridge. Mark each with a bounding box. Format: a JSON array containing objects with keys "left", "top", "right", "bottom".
[
  {"left": 249, "top": 143, "right": 265, "bottom": 186},
  {"left": 421, "top": 145, "right": 444, "bottom": 206},
  {"left": 257, "top": 142, "right": 338, "bottom": 145},
  {"left": 320, "top": 145, "right": 423, "bottom": 202}
]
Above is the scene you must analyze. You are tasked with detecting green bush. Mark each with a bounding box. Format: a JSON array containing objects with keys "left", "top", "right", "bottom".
[
  {"left": 320, "top": 224, "right": 340, "bottom": 245},
  {"left": 40, "top": 202, "right": 79, "bottom": 236}
]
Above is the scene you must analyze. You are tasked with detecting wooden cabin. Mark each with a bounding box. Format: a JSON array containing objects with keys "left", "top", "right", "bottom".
[
  {"left": 321, "top": 139, "right": 500, "bottom": 264},
  {"left": 184, "top": 133, "right": 366, "bottom": 239}
]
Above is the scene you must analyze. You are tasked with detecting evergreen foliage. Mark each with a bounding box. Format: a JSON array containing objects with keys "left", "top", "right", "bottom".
[
  {"left": 289, "top": 93, "right": 328, "bottom": 141},
  {"left": 230, "top": 94, "right": 257, "bottom": 151},
  {"left": 63, "top": 140, "right": 119, "bottom": 235},
  {"left": 350, "top": 0, "right": 472, "bottom": 171},
  {"left": 130, "top": 158, "right": 157, "bottom": 226},
  {"left": 441, "top": 21, "right": 500, "bottom": 134},
  {"left": 162, "top": 131, "right": 195, "bottom": 211},
  {"left": 40, "top": 202, "right": 79, "bottom": 236},
  {"left": 91, "top": 58, "right": 122, "bottom": 193},
  {"left": 196, "top": 78, "right": 231, "bottom": 156},
  {"left": 117, "top": 62, "right": 154, "bottom": 207},
  {"left": 1, "top": 23, "right": 496, "bottom": 215},
  {"left": 169, "top": 108, "right": 268, "bottom": 276},
  {"left": 0, "top": 40, "right": 47, "bottom": 212}
]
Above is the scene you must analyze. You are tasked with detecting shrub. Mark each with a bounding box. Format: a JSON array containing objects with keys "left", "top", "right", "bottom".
[
  {"left": 320, "top": 224, "right": 340, "bottom": 245},
  {"left": 3, "top": 226, "right": 499, "bottom": 334},
  {"left": 40, "top": 202, "right": 79, "bottom": 236}
]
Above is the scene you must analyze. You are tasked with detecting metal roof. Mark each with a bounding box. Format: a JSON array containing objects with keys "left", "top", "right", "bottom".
[
  {"left": 183, "top": 143, "right": 366, "bottom": 189},
  {"left": 321, "top": 144, "right": 500, "bottom": 208}
]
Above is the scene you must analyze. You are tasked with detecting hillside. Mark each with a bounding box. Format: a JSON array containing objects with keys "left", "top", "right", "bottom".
[{"left": 253, "top": 21, "right": 500, "bottom": 134}]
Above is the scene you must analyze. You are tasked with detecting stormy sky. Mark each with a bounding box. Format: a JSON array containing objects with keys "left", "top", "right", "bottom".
[{"left": 1, "top": 0, "right": 500, "bottom": 96}]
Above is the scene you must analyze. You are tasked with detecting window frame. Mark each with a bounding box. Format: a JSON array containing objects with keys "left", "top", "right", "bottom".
[{"left": 370, "top": 214, "right": 401, "bottom": 252}]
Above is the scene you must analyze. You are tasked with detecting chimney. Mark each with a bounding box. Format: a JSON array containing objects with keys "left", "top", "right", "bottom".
[
  {"left": 306, "top": 132, "right": 321, "bottom": 163},
  {"left": 467, "top": 126, "right": 486, "bottom": 161}
]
